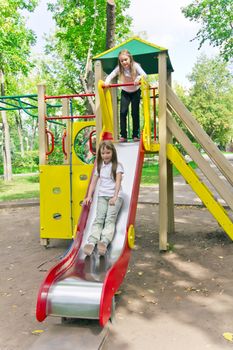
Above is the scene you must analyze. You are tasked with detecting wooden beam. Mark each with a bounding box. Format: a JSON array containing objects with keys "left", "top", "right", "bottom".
[
  {"left": 94, "top": 60, "right": 104, "bottom": 146},
  {"left": 167, "top": 84, "right": 233, "bottom": 187},
  {"left": 158, "top": 52, "right": 168, "bottom": 251},
  {"left": 38, "top": 84, "right": 47, "bottom": 165},
  {"left": 167, "top": 72, "right": 174, "bottom": 235},
  {"left": 111, "top": 78, "right": 118, "bottom": 141},
  {"left": 62, "top": 98, "right": 70, "bottom": 164},
  {"left": 167, "top": 112, "right": 233, "bottom": 211}
]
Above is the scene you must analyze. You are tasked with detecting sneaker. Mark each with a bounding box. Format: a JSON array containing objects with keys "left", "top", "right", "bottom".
[
  {"left": 133, "top": 137, "right": 140, "bottom": 142},
  {"left": 119, "top": 137, "right": 127, "bottom": 143},
  {"left": 97, "top": 241, "right": 107, "bottom": 256},
  {"left": 83, "top": 242, "right": 95, "bottom": 256}
]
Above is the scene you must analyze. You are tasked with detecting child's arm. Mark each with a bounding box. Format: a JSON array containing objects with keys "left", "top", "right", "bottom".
[
  {"left": 109, "top": 172, "right": 123, "bottom": 205},
  {"left": 82, "top": 174, "right": 99, "bottom": 206},
  {"left": 104, "top": 66, "right": 119, "bottom": 87},
  {"left": 134, "top": 63, "right": 147, "bottom": 84}
]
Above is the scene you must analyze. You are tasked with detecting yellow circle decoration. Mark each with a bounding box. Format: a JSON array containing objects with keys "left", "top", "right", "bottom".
[{"left": 128, "top": 225, "right": 135, "bottom": 249}]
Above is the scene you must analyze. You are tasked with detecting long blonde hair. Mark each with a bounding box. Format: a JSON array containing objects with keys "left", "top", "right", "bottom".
[
  {"left": 97, "top": 140, "right": 118, "bottom": 181},
  {"left": 118, "top": 49, "right": 137, "bottom": 80}
]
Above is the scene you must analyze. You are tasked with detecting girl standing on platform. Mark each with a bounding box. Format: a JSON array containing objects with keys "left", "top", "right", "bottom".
[
  {"left": 105, "top": 49, "right": 147, "bottom": 142},
  {"left": 83, "top": 140, "right": 124, "bottom": 256}
]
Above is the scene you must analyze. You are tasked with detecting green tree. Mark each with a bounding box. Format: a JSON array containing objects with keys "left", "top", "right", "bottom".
[
  {"left": 0, "top": 0, "right": 38, "bottom": 180},
  {"left": 44, "top": 0, "right": 132, "bottom": 112},
  {"left": 185, "top": 55, "right": 233, "bottom": 148},
  {"left": 182, "top": 0, "right": 233, "bottom": 62}
]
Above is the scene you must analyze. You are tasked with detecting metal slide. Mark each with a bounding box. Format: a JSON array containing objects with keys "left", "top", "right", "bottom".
[{"left": 36, "top": 141, "right": 144, "bottom": 327}]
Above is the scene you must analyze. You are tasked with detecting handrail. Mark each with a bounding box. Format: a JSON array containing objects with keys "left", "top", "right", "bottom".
[
  {"left": 62, "top": 129, "right": 67, "bottom": 159},
  {"left": 98, "top": 80, "right": 114, "bottom": 139},
  {"left": 102, "top": 82, "right": 140, "bottom": 88},
  {"left": 45, "top": 93, "right": 95, "bottom": 100},
  {"left": 89, "top": 130, "right": 96, "bottom": 155},
  {"left": 45, "top": 129, "right": 55, "bottom": 156},
  {"left": 167, "top": 111, "right": 233, "bottom": 211},
  {"left": 46, "top": 115, "right": 95, "bottom": 120},
  {"left": 141, "top": 77, "right": 151, "bottom": 151},
  {"left": 166, "top": 84, "right": 233, "bottom": 187}
]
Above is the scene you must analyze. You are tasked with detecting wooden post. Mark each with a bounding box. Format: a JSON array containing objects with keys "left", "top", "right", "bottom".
[
  {"left": 158, "top": 52, "right": 168, "bottom": 251},
  {"left": 167, "top": 72, "right": 174, "bottom": 234},
  {"left": 94, "top": 60, "right": 104, "bottom": 146},
  {"left": 38, "top": 84, "right": 47, "bottom": 165},
  {"left": 111, "top": 77, "right": 118, "bottom": 141},
  {"left": 62, "top": 98, "right": 71, "bottom": 164}
]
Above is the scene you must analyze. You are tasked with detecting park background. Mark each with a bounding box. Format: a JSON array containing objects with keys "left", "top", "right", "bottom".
[{"left": 0, "top": 0, "right": 232, "bottom": 200}]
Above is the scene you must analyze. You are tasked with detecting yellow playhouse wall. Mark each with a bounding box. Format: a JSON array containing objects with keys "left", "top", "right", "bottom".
[{"left": 40, "top": 164, "right": 93, "bottom": 239}]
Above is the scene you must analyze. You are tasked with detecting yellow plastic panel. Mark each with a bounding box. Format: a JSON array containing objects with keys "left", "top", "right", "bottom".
[
  {"left": 141, "top": 77, "right": 151, "bottom": 151},
  {"left": 40, "top": 164, "right": 94, "bottom": 240},
  {"left": 40, "top": 165, "right": 72, "bottom": 239},
  {"left": 98, "top": 80, "right": 114, "bottom": 136},
  {"left": 72, "top": 121, "right": 96, "bottom": 165},
  {"left": 72, "top": 164, "right": 94, "bottom": 238}
]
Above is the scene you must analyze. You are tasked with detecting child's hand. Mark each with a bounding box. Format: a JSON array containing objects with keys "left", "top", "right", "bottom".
[
  {"left": 134, "top": 80, "right": 140, "bottom": 86},
  {"left": 109, "top": 196, "right": 117, "bottom": 205},
  {"left": 82, "top": 196, "right": 92, "bottom": 206},
  {"left": 104, "top": 83, "right": 110, "bottom": 88}
]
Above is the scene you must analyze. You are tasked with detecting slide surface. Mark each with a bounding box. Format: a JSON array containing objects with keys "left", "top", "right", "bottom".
[{"left": 36, "top": 141, "right": 144, "bottom": 326}]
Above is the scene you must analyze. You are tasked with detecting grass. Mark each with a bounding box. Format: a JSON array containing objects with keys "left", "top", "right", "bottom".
[
  {"left": 0, "top": 175, "right": 39, "bottom": 202},
  {"left": 141, "top": 160, "right": 197, "bottom": 185},
  {"left": 0, "top": 161, "right": 197, "bottom": 202}
]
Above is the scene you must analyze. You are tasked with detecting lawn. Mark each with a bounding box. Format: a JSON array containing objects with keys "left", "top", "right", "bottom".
[
  {"left": 0, "top": 175, "right": 40, "bottom": 202},
  {"left": 0, "top": 161, "right": 197, "bottom": 201},
  {"left": 142, "top": 162, "right": 178, "bottom": 185}
]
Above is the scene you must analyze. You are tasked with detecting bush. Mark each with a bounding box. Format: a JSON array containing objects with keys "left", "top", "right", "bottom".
[
  {"left": 9, "top": 151, "right": 39, "bottom": 174},
  {"left": 12, "top": 151, "right": 39, "bottom": 173}
]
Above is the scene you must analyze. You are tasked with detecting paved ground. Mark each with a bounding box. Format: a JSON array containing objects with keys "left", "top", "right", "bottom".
[
  {"left": 1, "top": 156, "right": 233, "bottom": 350},
  {"left": 1, "top": 203, "right": 233, "bottom": 350}
]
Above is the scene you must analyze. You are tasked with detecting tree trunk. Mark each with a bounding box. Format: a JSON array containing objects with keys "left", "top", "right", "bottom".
[
  {"left": 0, "top": 69, "right": 12, "bottom": 181},
  {"left": 106, "top": 0, "right": 116, "bottom": 49},
  {"left": 16, "top": 111, "right": 25, "bottom": 157},
  {"left": 30, "top": 118, "right": 37, "bottom": 150},
  {"left": 80, "top": 74, "right": 95, "bottom": 114}
]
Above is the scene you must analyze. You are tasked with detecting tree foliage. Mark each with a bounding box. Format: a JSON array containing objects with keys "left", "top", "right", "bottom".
[
  {"left": 0, "top": 0, "right": 38, "bottom": 180},
  {"left": 0, "top": 0, "right": 38, "bottom": 80},
  {"left": 182, "top": 0, "right": 233, "bottom": 62},
  {"left": 44, "top": 0, "right": 132, "bottom": 97},
  {"left": 176, "top": 54, "right": 233, "bottom": 148}
]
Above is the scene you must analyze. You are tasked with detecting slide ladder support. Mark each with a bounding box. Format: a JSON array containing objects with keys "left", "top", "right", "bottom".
[{"left": 167, "top": 144, "right": 233, "bottom": 240}]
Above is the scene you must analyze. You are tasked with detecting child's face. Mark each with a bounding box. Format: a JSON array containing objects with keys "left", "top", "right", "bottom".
[
  {"left": 101, "top": 147, "right": 113, "bottom": 164},
  {"left": 119, "top": 54, "right": 131, "bottom": 69}
]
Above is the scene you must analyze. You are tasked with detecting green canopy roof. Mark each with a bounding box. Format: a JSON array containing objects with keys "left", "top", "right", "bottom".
[{"left": 93, "top": 37, "right": 174, "bottom": 75}]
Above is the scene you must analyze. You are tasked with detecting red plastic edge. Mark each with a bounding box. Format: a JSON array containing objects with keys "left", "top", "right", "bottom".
[{"left": 36, "top": 167, "right": 96, "bottom": 322}]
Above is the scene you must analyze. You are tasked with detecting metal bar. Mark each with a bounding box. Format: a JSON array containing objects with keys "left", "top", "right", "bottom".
[
  {"left": 152, "top": 88, "right": 156, "bottom": 140},
  {"left": 0, "top": 99, "right": 21, "bottom": 109},
  {"left": 46, "top": 115, "right": 95, "bottom": 120},
  {"left": 0, "top": 104, "right": 37, "bottom": 111},
  {"left": 0, "top": 94, "right": 37, "bottom": 99},
  {"left": 102, "top": 82, "right": 141, "bottom": 88},
  {"left": 45, "top": 93, "right": 95, "bottom": 100}
]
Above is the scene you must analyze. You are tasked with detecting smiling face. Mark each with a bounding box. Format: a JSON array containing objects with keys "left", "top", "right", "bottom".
[
  {"left": 100, "top": 146, "right": 113, "bottom": 164},
  {"left": 119, "top": 54, "right": 131, "bottom": 69}
]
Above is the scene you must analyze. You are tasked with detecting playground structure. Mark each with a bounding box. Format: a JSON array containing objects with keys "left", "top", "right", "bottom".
[
  {"left": 35, "top": 37, "right": 233, "bottom": 326},
  {"left": 1, "top": 37, "right": 232, "bottom": 326}
]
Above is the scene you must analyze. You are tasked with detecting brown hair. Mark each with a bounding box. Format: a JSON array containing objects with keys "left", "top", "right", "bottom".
[
  {"left": 118, "top": 49, "right": 137, "bottom": 80},
  {"left": 97, "top": 140, "right": 118, "bottom": 180}
]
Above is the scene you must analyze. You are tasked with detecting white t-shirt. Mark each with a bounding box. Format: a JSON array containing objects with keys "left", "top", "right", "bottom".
[
  {"left": 94, "top": 162, "right": 124, "bottom": 198},
  {"left": 105, "top": 62, "right": 146, "bottom": 93}
]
